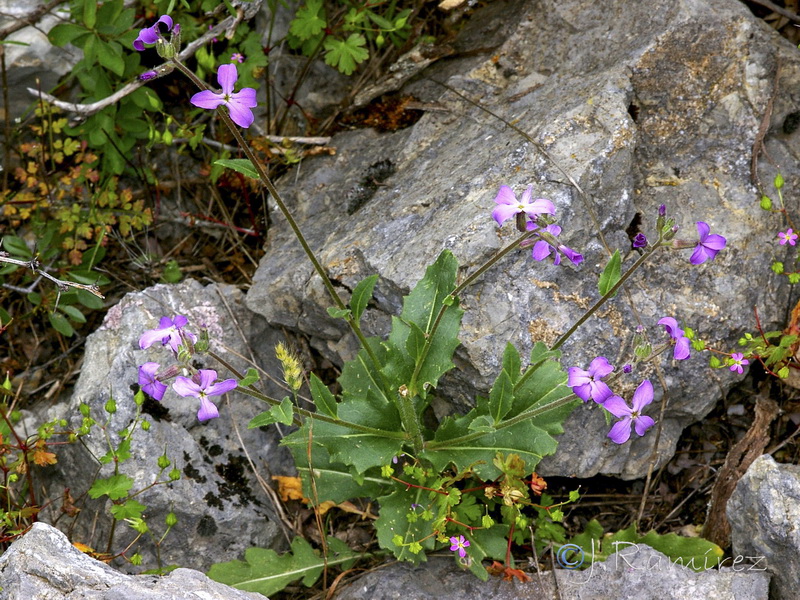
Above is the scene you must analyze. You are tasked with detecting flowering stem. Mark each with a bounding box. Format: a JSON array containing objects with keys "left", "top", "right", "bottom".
[{"left": 171, "top": 59, "right": 387, "bottom": 390}]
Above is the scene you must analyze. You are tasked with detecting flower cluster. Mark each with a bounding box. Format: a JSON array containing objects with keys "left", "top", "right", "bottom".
[
  {"left": 137, "top": 315, "right": 237, "bottom": 422},
  {"left": 568, "top": 356, "right": 654, "bottom": 445},
  {"left": 133, "top": 16, "right": 257, "bottom": 128},
  {"left": 492, "top": 185, "right": 583, "bottom": 266}
]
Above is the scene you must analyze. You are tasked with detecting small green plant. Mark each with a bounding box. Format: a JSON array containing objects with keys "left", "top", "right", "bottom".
[
  {"left": 79, "top": 390, "right": 183, "bottom": 570},
  {"left": 118, "top": 13, "right": 736, "bottom": 594}
]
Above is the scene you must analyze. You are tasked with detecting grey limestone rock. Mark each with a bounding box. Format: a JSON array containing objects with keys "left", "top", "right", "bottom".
[
  {"left": 33, "top": 279, "right": 293, "bottom": 573},
  {"left": 728, "top": 454, "right": 800, "bottom": 600},
  {"left": 0, "top": 522, "right": 265, "bottom": 600}
]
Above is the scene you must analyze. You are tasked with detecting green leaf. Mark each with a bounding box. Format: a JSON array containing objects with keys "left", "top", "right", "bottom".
[
  {"left": 49, "top": 312, "right": 75, "bottom": 337},
  {"left": 350, "top": 274, "right": 378, "bottom": 322},
  {"left": 248, "top": 399, "right": 295, "bottom": 428},
  {"left": 239, "top": 368, "right": 260, "bottom": 387},
  {"left": 375, "top": 485, "right": 436, "bottom": 563},
  {"left": 48, "top": 23, "right": 88, "bottom": 47},
  {"left": 273, "top": 398, "right": 296, "bottom": 425},
  {"left": 501, "top": 343, "right": 521, "bottom": 384},
  {"left": 88, "top": 474, "right": 133, "bottom": 500},
  {"left": 327, "top": 306, "right": 351, "bottom": 319},
  {"left": 207, "top": 536, "right": 358, "bottom": 597},
  {"left": 283, "top": 386, "right": 403, "bottom": 476},
  {"left": 249, "top": 410, "right": 277, "bottom": 429},
  {"left": 309, "top": 373, "right": 338, "bottom": 418},
  {"left": 567, "top": 519, "right": 724, "bottom": 571},
  {"left": 83, "top": 0, "right": 97, "bottom": 29},
  {"left": 283, "top": 337, "right": 404, "bottom": 491},
  {"left": 83, "top": 33, "right": 97, "bottom": 64},
  {"left": 323, "top": 34, "right": 369, "bottom": 75},
  {"left": 598, "top": 249, "right": 621, "bottom": 297},
  {"left": 366, "top": 10, "right": 394, "bottom": 30},
  {"left": 422, "top": 345, "right": 574, "bottom": 479},
  {"left": 97, "top": 40, "right": 124, "bottom": 76},
  {"left": 110, "top": 499, "right": 146, "bottom": 521},
  {"left": 488, "top": 370, "right": 513, "bottom": 424},
  {"left": 129, "top": 87, "right": 162, "bottom": 111},
  {"left": 1, "top": 235, "right": 32, "bottom": 259},
  {"left": 59, "top": 305, "right": 87, "bottom": 323},
  {"left": 289, "top": 0, "right": 326, "bottom": 41},
  {"left": 214, "top": 158, "right": 259, "bottom": 179},
  {"left": 382, "top": 250, "right": 463, "bottom": 398},
  {"left": 162, "top": 259, "right": 182, "bottom": 283}
]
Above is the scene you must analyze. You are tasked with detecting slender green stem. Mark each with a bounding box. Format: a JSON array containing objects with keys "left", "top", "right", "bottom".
[
  {"left": 453, "top": 231, "right": 536, "bottom": 299},
  {"left": 172, "top": 58, "right": 390, "bottom": 392},
  {"left": 551, "top": 239, "right": 663, "bottom": 352}
]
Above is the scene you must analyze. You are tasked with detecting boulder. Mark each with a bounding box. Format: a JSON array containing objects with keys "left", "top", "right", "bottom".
[
  {"left": 246, "top": 0, "right": 796, "bottom": 479},
  {"left": 0, "top": 522, "right": 265, "bottom": 600}
]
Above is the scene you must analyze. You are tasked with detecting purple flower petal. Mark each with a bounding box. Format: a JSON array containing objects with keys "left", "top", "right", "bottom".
[
  {"left": 532, "top": 239, "right": 553, "bottom": 262},
  {"left": 608, "top": 418, "right": 632, "bottom": 444},
  {"left": 138, "top": 362, "right": 167, "bottom": 401},
  {"left": 226, "top": 98, "right": 256, "bottom": 128},
  {"left": 217, "top": 63, "right": 238, "bottom": 95},
  {"left": 633, "top": 415, "right": 655, "bottom": 437},
  {"left": 190, "top": 89, "right": 226, "bottom": 110},
  {"left": 139, "top": 327, "right": 170, "bottom": 349},
  {"left": 197, "top": 369, "right": 218, "bottom": 390},
  {"left": 197, "top": 396, "right": 219, "bottom": 421},
  {"left": 172, "top": 376, "right": 201, "bottom": 398},
  {"left": 602, "top": 395, "right": 630, "bottom": 419},
  {"left": 690, "top": 221, "right": 726, "bottom": 265},
  {"left": 630, "top": 380, "right": 653, "bottom": 411},
  {"left": 206, "top": 378, "right": 238, "bottom": 396},
  {"left": 658, "top": 317, "right": 682, "bottom": 339},
  {"left": 673, "top": 336, "right": 691, "bottom": 360}
]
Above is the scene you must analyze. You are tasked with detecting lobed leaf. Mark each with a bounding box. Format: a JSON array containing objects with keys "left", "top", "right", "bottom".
[{"left": 207, "top": 536, "right": 358, "bottom": 597}]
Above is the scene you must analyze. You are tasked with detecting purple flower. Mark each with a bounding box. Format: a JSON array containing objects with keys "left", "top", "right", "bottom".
[
  {"left": 449, "top": 535, "right": 470, "bottom": 558},
  {"left": 139, "top": 315, "right": 197, "bottom": 354},
  {"left": 524, "top": 223, "right": 584, "bottom": 266},
  {"left": 138, "top": 362, "right": 167, "bottom": 401},
  {"left": 729, "top": 353, "right": 749, "bottom": 374},
  {"left": 190, "top": 64, "right": 258, "bottom": 128},
  {"left": 657, "top": 316, "right": 691, "bottom": 360},
  {"left": 140, "top": 70, "right": 158, "bottom": 81},
  {"left": 172, "top": 369, "right": 237, "bottom": 422},
  {"left": 568, "top": 357, "right": 614, "bottom": 403},
  {"left": 778, "top": 229, "right": 798, "bottom": 246},
  {"left": 491, "top": 185, "right": 555, "bottom": 227},
  {"left": 231, "top": 52, "right": 245, "bottom": 63},
  {"left": 622, "top": 364, "right": 632, "bottom": 374},
  {"left": 658, "top": 204, "right": 666, "bottom": 217},
  {"left": 133, "top": 15, "right": 174, "bottom": 51},
  {"left": 689, "top": 221, "right": 726, "bottom": 265},
  {"left": 632, "top": 233, "right": 647, "bottom": 248},
  {"left": 603, "top": 380, "right": 655, "bottom": 444}
]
